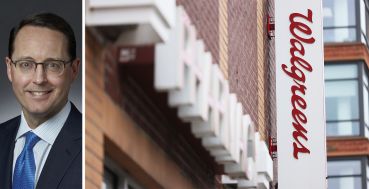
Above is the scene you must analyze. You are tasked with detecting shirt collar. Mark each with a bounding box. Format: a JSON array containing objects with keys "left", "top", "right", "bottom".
[{"left": 15, "top": 101, "right": 71, "bottom": 145}]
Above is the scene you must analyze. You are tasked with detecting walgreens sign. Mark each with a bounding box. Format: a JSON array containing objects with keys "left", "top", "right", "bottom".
[{"left": 275, "top": 1, "right": 327, "bottom": 189}]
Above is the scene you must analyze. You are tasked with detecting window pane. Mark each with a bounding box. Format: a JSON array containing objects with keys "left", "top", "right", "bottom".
[
  {"left": 323, "top": 0, "right": 356, "bottom": 27},
  {"left": 360, "top": 0, "right": 366, "bottom": 36},
  {"left": 328, "top": 177, "right": 362, "bottom": 189},
  {"left": 327, "top": 121, "right": 360, "bottom": 136},
  {"left": 326, "top": 80, "right": 359, "bottom": 121},
  {"left": 363, "top": 66, "right": 368, "bottom": 86},
  {"left": 324, "top": 28, "right": 357, "bottom": 43},
  {"left": 103, "top": 168, "right": 116, "bottom": 189},
  {"left": 328, "top": 160, "right": 361, "bottom": 176},
  {"left": 325, "top": 64, "right": 358, "bottom": 80},
  {"left": 364, "top": 86, "right": 369, "bottom": 126}
]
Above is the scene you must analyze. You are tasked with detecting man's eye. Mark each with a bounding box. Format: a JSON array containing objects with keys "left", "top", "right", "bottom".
[
  {"left": 46, "top": 62, "right": 62, "bottom": 70},
  {"left": 19, "top": 62, "right": 32, "bottom": 68},
  {"left": 49, "top": 63, "right": 57, "bottom": 67}
]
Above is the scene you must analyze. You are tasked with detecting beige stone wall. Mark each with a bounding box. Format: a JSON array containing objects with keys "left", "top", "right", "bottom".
[
  {"left": 257, "top": 0, "right": 266, "bottom": 140},
  {"left": 219, "top": 0, "right": 228, "bottom": 79}
]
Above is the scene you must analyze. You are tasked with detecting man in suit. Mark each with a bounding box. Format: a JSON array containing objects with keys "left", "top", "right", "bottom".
[{"left": 0, "top": 13, "right": 81, "bottom": 189}]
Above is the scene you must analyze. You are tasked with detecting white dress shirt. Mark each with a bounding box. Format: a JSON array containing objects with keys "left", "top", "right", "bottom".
[{"left": 12, "top": 101, "right": 71, "bottom": 185}]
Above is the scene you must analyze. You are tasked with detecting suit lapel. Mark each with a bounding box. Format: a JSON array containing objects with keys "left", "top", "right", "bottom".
[
  {"left": 36, "top": 104, "right": 82, "bottom": 189},
  {"left": 0, "top": 116, "right": 20, "bottom": 189}
]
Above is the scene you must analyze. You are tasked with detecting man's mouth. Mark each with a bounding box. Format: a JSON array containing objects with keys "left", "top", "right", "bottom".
[
  {"left": 27, "top": 90, "right": 52, "bottom": 97},
  {"left": 30, "top": 91, "right": 51, "bottom": 96}
]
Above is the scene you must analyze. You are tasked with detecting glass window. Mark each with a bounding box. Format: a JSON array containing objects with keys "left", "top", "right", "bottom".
[
  {"left": 360, "top": 0, "right": 366, "bottom": 33},
  {"left": 328, "top": 177, "right": 362, "bottom": 189},
  {"left": 326, "top": 64, "right": 358, "bottom": 80},
  {"left": 326, "top": 80, "right": 359, "bottom": 121},
  {"left": 323, "top": 0, "right": 356, "bottom": 27},
  {"left": 323, "top": 0, "right": 357, "bottom": 43},
  {"left": 104, "top": 158, "right": 145, "bottom": 189},
  {"left": 327, "top": 121, "right": 360, "bottom": 136},
  {"left": 364, "top": 86, "right": 369, "bottom": 126},
  {"left": 102, "top": 168, "right": 117, "bottom": 189},
  {"left": 324, "top": 27, "right": 357, "bottom": 43},
  {"left": 328, "top": 160, "right": 361, "bottom": 175},
  {"left": 325, "top": 64, "right": 361, "bottom": 136},
  {"left": 360, "top": 0, "right": 367, "bottom": 44},
  {"left": 328, "top": 160, "right": 363, "bottom": 189},
  {"left": 364, "top": 66, "right": 368, "bottom": 86}
]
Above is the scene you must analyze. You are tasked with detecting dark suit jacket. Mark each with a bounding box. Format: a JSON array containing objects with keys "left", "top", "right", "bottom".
[{"left": 0, "top": 103, "right": 82, "bottom": 189}]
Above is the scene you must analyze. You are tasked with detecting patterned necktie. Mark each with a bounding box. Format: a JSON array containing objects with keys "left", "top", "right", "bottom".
[{"left": 13, "top": 132, "right": 41, "bottom": 189}]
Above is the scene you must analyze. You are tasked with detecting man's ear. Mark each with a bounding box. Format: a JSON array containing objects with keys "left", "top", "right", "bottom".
[
  {"left": 5, "top": 57, "right": 13, "bottom": 82},
  {"left": 70, "top": 58, "right": 80, "bottom": 81}
]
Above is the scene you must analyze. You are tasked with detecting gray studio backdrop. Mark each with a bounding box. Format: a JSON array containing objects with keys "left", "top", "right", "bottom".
[{"left": 0, "top": 0, "right": 82, "bottom": 123}]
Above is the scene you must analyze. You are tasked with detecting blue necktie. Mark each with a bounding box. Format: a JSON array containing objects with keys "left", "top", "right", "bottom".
[{"left": 13, "top": 132, "right": 41, "bottom": 189}]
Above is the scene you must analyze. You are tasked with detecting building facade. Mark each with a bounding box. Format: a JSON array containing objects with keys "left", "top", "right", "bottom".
[
  {"left": 85, "top": 0, "right": 275, "bottom": 189},
  {"left": 323, "top": 0, "right": 369, "bottom": 188}
]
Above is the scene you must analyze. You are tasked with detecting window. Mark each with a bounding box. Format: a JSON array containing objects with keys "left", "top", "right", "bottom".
[
  {"left": 325, "top": 62, "right": 369, "bottom": 137},
  {"left": 363, "top": 63, "right": 369, "bottom": 137},
  {"left": 323, "top": 0, "right": 357, "bottom": 42},
  {"left": 327, "top": 159, "right": 364, "bottom": 189},
  {"left": 323, "top": 0, "right": 369, "bottom": 44},
  {"left": 102, "top": 158, "right": 144, "bottom": 189},
  {"left": 102, "top": 168, "right": 117, "bottom": 189},
  {"left": 325, "top": 63, "right": 360, "bottom": 136}
]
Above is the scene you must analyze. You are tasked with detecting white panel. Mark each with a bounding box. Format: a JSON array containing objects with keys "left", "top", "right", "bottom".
[
  {"left": 168, "top": 40, "right": 204, "bottom": 107},
  {"left": 88, "top": 0, "right": 175, "bottom": 27},
  {"left": 191, "top": 65, "right": 228, "bottom": 136},
  {"left": 221, "top": 175, "right": 238, "bottom": 184},
  {"left": 276, "top": 1, "right": 327, "bottom": 188},
  {"left": 86, "top": 0, "right": 175, "bottom": 43},
  {"left": 230, "top": 102, "right": 242, "bottom": 163},
  {"left": 215, "top": 94, "right": 237, "bottom": 164},
  {"left": 155, "top": 6, "right": 196, "bottom": 91},
  {"left": 255, "top": 133, "right": 273, "bottom": 189},
  {"left": 177, "top": 51, "right": 211, "bottom": 122},
  {"left": 237, "top": 171, "right": 258, "bottom": 189},
  {"left": 224, "top": 115, "right": 253, "bottom": 179}
]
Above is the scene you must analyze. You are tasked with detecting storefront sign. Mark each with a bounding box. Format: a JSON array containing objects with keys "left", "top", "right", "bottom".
[
  {"left": 155, "top": 6, "right": 273, "bottom": 188},
  {"left": 275, "top": 1, "right": 327, "bottom": 189}
]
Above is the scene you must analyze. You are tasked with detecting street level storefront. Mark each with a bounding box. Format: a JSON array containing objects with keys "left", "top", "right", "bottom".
[{"left": 86, "top": 0, "right": 274, "bottom": 189}]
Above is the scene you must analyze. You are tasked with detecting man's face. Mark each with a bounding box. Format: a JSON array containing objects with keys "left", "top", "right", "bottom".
[{"left": 5, "top": 26, "right": 79, "bottom": 119}]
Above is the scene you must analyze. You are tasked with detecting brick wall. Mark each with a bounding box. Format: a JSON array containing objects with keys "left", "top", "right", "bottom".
[
  {"left": 219, "top": 0, "right": 228, "bottom": 78},
  {"left": 325, "top": 43, "right": 369, "bottom": 67},
  {"left": 177, "top": 0, "right": 277, "bottom": 139},
  {"left": 177, "top": 0, "right": 219, "bottom": 65},
  {"left": 227, "top": 0, "right": 259, "bottom": 128},
  {"left": 257, "top": 0, "right": 267, "bottom": 140},
  {"left": 85, "top": 30, "right": 105, "bottom": 189}
]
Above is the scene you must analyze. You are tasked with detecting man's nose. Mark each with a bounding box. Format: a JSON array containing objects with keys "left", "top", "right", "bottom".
[{"left": 32, "top": 64, "right": 48, "bottom": 84}]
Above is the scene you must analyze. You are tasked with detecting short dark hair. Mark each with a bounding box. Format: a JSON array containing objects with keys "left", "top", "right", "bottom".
[{"left": 8, "top": 12, "right": 76, "bottom": 60}]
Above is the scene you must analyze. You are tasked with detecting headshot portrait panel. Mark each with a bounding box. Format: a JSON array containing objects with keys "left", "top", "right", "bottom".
[
  {"left": 0, "top": 0, "right": 82, "bottom": 122},
  {"left": 0, "top": 0, "right": 82, "bottom": 189}
]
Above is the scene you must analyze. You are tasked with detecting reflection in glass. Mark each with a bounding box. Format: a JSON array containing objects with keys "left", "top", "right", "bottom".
[
  {"left": 327, "top": 121, "right": 360, "bottom": 136},
  {"left": 328, "top": 160, "right": 362, "bottom": 189},
  {"left": 328, "top": 177, "right": 362, "bottom": 189},
  {"left": 325, "top": 64, "right": 357, "bottom": 80},
  {"left": 323, "top": 0, "right": 356, "bottom": 27},
  {"left": 325, "top": 80, "right": 359, "bottom": 121},
  {"left": 324, "top": 28, "right": 356, "bottom": 42}
]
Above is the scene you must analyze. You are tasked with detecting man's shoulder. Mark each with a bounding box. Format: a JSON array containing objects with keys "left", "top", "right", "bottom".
[
  {"left": 69, "top": 103, "right": 82, "bottom": 122},
  {"left": 0, "top": 116, "right": 21, "bottom": 131}
]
